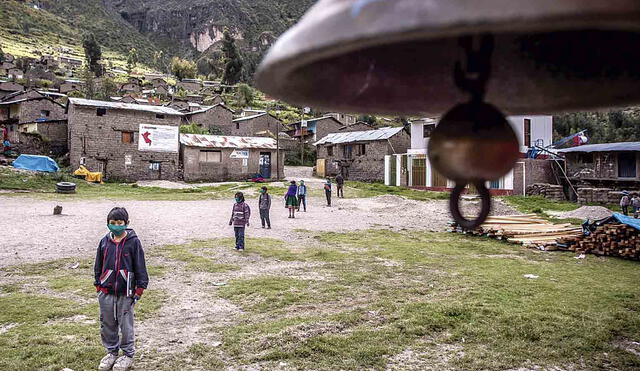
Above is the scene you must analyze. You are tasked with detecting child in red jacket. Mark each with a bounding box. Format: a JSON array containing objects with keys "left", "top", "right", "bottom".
[{"left": 229, "top": 192, "right": 251, "bottom": 250}]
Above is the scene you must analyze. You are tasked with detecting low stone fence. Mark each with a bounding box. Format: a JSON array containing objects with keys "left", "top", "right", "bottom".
[
  {"left": 526, "top": 183, "right": 566, "bottom": 201},
  {"left": 577, "top": 188, "right": 624, "bottom": 205}
]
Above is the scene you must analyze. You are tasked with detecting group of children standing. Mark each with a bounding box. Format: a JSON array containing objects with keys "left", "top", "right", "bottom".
[
  {"left": 620, "top": 191, "right": 640, "bottom": 217},
  {"left": 94, "top": 177, "right": 346, "bottom": 370}
]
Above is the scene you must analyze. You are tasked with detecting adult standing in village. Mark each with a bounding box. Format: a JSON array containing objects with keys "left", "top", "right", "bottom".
[
  {"left": 324, "top": 177, "right": 332, "bottom": 207},
  {"left": 336, "top": 173, "right": 345, "bottom": 198},
  {"left": 297, "top": 180, "right": 308, "bottom": 212},
  {"left": 285, "top": 181, "right": 298, "bottom": 218},
  {"left": 632, "top": 193, "right": 640, "bottom": 218},
  {"left": 621, "top": 191, "right": 631, "bottom": 216},
  {"left": 258, "top": 186, "right": 272, "bottom": 229}
]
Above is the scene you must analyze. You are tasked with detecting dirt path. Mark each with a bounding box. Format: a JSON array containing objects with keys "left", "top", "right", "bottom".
[{"left": 0, "top": 195, "right": 516, "bottom": 268}]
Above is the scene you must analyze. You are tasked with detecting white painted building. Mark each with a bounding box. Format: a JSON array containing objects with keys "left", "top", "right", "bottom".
[{"left": 385, "top": 115, "right": 553, "bottom": 194}]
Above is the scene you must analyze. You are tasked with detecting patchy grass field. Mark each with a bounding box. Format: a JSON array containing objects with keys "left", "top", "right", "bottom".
[{"left": 2, "top": 230, "right": 640, "bottom": 370}]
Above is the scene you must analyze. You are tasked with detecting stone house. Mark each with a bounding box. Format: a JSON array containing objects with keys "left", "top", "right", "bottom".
[
  {"left": 59, "top": 56, "right": 83, "bottom": 69},
  {"left": 558, "top": 142, "right": 640, "bottom": 188},
  {"left": 315, "top": 127, "right": 410, "bottom": 181},
  {"left": 67, "top": 98, "right": 184, "bottom": 181},
  {"left": 12, "top": 119, "right": 69, "bottom": 156},
  {"left": 150, "top": 78, "right": 167, "bottom": 88},
  {"left": 60, "top": 80, "right": 84, "bottom": 94},
  {"left": 183, "top": 103, "right": 234, "bottom": 134},
  {"left": 239, "top": 109, "right": 267, "bottom": 117},
  {"left": 0, "top": 81, "right": 25, "bottom": 99},
  {"left": 177, "top": 79, "right": 202, "bottom": 92},
  {"left": 204, "top": 94, "right": 224, "bottom": 105},
  {"left": 8, "top": 69, "right": 24, "bottom": 80},
  {"left": 155, "top": 85, "right": 171, "bottom": 97},
  {"left": 286, "top": 116, "right": 344, "bottom": 143},
  {"left": 0, "top": 96, "right": 66, "bottom": 125},
  {"left": 180, "top": 134, "right": 285, "bottom": 182},
  {"left": 168, "top": 100, "right": 190, "bottom": 112},
  {"left": 0, "top": 89, "right": 43, "bottom": 103},
  {"left": 339, "top": 122, "right": 375, "bottom": 132},
  {"left": 326, "top": 112, "right": 358, "bottom": 125},
  {"left": 232, "top": 113, "right": 283, "bottom": 137},
  {"left": 0, "top": 62, "right": 15, "bottom": 76},
  {"left": 119, "top": 83, "right": 141, "bottom": 94}
]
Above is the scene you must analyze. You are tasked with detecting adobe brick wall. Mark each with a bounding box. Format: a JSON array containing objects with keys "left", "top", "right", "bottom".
[
  {"left": 512, "top": 159, "right": 557, "bottom": 195},
  {"left": 19, "top": 99, "right": 66, "bottom": 124},
  {"left": 184, "top": 106, "right": 234, "bottom": 134},
  {"left": 182, "top": 146, "right": 285, "bottom": 182},
  {"left": 316, "top": 131, "right": 410, "bottom": 182},
  {"left": 312, "top": 118, "right": 343, "bottom": 142},
  {"left": 68, "top": 105, "right": 182, "bottom": 181},
  {"left": 232, "top": 115, "right": 283, "bottom": 137}
]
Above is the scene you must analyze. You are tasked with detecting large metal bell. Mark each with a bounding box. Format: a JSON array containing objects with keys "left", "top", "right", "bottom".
[{"left": 256, "top": 0, "right": 640, "bottom": 116}]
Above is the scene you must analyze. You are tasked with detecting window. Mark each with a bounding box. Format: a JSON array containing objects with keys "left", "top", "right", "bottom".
[
  {"left": 524, "top": 118, "right": 531, "bottom": 147},
  {"left": 40, "top": 110, "right": 50, "bottom": 117},
  {"left": 97, "top": 108, "right": 107, "bottom": 116},
  {"left": 236, "top": 122, "right": 240, "bottom": 130},
  {"left": 156, "top": 114, "right": 165, "bottom": 119},
  {"left": 327, "top": 146, "right": 333, "bottom": 156},
  {"left": 344, "top": 145, "right": 353, "bottom": 159},
  {"left": 423, "top": 124, "right": 435, "bottom": 138},
  {"left": 149, "top": 162, "right": 161, "bottom": 171},
  {"left": 355, "top": 144, "right": 366, "bottom": 156},
  {"left": 199, "top": 150, "right": 222, "bottom": 163},
  {"left": 121, "top": 131, "right": 134, "bottom": 144},
  {"left": 577, "top": 153, "right": 593, "bottom": 164},
  {"left": 618, "top": 152, "right": 637, "bottom": 178}
]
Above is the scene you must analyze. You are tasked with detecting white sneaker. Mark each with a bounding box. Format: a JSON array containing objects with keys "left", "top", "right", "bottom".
[
  {"left": 112, "top": 355, "right": 134, "bottom": 371},
  {"left": 98, "top": 353, "right": 118, "bottom": 371}
]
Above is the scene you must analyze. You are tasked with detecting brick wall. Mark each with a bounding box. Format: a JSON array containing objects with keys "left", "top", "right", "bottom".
[
  {"left": 232, "top": 115, "right": 283, "bottom": 137},
  {"left": 512, "top": 159, "right": 557, "bottom": 195},
  {"left": 184, "top": 106, "right": 234, "bottom": 134},
  {"left": 182, "top": 146, "right": 284, "bottom": 182},
  {"left": 313, "top": 118, "right": 343, "bottom": 142},
  {"left": 19, "top": 99, "right": 66, "bottom": 124},
  {"left": 68, "top": 105, "right": 182, "bottom": 181}
]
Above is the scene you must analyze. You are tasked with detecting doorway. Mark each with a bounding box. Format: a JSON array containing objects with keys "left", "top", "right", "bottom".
[{"left": 259, "top": 152, "right": 272, "bottom": 178}]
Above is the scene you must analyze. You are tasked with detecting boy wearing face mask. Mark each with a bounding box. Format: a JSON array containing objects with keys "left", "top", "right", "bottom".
[
  {"left": 229, "top": 192, "right": 251, "bottom": 250},
  {"left": 258, "top": 186, "right": 272, "bottom": 229},
  {"left": 94, "top": 207, "right": 148, "bottom": 371}
]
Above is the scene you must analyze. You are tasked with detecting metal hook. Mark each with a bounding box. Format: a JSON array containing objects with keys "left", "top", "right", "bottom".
[{"left": 450, "top": 181, "right": 492, "bottom": 230}]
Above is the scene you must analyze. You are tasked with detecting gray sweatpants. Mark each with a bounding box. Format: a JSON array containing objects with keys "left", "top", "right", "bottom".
[{"left": 98, "top": 293, "right": 136, "bottom": 357}]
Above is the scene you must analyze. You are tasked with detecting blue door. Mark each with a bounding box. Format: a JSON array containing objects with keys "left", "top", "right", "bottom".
[{"left": 260, "top": 152, "right": 272, "bottom": 178}]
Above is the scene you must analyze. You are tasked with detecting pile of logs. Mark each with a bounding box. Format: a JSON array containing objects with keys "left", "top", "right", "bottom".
[
  {"left": 451, "top": 214, "right": 582, "bottom": 249},
  {"left": 557, "top": 223, "right": 640, "bottom": 260}
]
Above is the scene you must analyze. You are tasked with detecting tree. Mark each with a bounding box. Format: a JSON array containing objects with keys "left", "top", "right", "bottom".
[
  {"left": 180, "top": 123, "right": 210, "bottom": 135},
  {"left": 170, "top": 57, "right": 197, "bottom": 80},
  {"left": 358, "top": 115, "right": 377, "bottom": 125},
  {"left": 127, "top": 48, "right": 139, "bottom": 72},
  {"left": 83, "top": 33, "right": 103, "bottom": 77},
  {"left": 236, "top": 83, "right": 254, "bottom": 107},
  {"left": 221, "top": 28, "right": 243, "bottom": 86}
]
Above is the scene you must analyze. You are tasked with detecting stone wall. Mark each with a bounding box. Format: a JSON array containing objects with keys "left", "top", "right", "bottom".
[
  {"left": 184, "top": 105, "right": 234, "bottom": 134},
  {"left": 577, "top": 188, "right": 624, "bottom": 205},
  {"left": 68, "top": 105, "right": 182, "bottom": 181},
  {"left": 232, "top": 114, "right": 283, "bottom": 137},
  {"left": 512, "top": 159, "right": 557, "bottom": 195},
  {"left": 312, "top": 118, "right": 343, "bottom": 142},
  {"left": 526, "top": 183, "right": 566, "bottom": 201},
  {"left": 19, "top": 98, "right": 66, "bottom": 124},
  {"left": 182, "top": 146, "right": 284, "bottom": 182}
]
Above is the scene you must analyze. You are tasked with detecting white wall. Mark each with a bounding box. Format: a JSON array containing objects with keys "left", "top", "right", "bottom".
[
  {"left": 409, "top": 122, "right": 428, "bottom": 154},
  {"left": 508, "top": 115, "right": 553, "bottom": 152}
]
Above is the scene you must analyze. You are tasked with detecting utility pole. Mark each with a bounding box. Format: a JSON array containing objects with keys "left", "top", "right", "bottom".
[
  {"left": 300, "top": 107, "right": 305, "bottom": 166},
  {"left": 276, "top": 103, "right": 280, "bottom": 181}
]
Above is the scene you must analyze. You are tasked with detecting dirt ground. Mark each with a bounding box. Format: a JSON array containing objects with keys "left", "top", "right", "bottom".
[{"left": 0, "top": 194, "right": 516, "bottom": 268}]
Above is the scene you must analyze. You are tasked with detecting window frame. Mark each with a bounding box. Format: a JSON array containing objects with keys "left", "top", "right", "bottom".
[
  {"left": 96, "top": 108, "right": 107, "bottom": 117},
  {"left": 524, "top": 118, "right": 531, "bottom": 147},
  {"left": 199, "top": 150, "right": 222, "bottom": 163}
]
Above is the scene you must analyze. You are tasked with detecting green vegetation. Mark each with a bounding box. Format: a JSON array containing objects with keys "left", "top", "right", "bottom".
[
  {"left": 345, "top": 181, "right": 450, "bottom": 201},
  {"left": 157, "top": 242, "right": 239, "bottom": 273},
  {"left": 221, "top": 28, "right": 243, "bottom": 86},
  {"left": 82, "top": 32, "right": 102, "bottom": 76},
  {"left": 503, "top": 195, "right": 580, "bottom": 214},
  {"left": 170, "top": 57, "right": 197, "bottom": 80}
]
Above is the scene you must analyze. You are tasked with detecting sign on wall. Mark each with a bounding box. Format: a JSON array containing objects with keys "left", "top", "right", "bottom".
[
  {"left": 138, "top": 124, "right": 179, "bottom": 153},
  {"left": 230, "top": 150, "right": 250, "bottom": 159}
]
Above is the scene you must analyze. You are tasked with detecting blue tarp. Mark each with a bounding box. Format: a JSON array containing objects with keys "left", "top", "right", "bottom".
[
  {"left": 12, "top": 154, "right": 59, "bottom": 172},
  {"left": 612, "top": 213, "right": 640, "bottom": 231}
]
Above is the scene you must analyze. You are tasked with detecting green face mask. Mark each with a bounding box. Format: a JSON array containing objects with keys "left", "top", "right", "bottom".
[
  {"left": 260, "top": 189, "right": 265, "bottom": 194},
  {"left": 108, "top": 224, "right": 127, "bottom": 235},
  {"left": 235, "top": 197, "right": 242, "bottom": 203}
]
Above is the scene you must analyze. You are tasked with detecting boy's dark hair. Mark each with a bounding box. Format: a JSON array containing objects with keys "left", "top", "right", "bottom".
[
  {"left": 107, "top": 207, "right": 129, "bottom": 223},
  {"left": 290, "top": 180, "right": 296, "bottom": 184},
  {"left": 235, "top": 192, "right": 245, "bottom": 202},
  {"left": 261, "top": 186, "right": 268, "bottom": 191}
]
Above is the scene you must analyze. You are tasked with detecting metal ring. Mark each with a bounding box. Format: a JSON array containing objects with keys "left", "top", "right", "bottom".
[{"left": 450, "top": 181, "right": 492, "bottom": 230}]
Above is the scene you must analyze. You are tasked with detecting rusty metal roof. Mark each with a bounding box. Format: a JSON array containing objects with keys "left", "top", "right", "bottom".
[
  {"left": 314, "top": 126, "right": 405, "bottom": 146},
  {"left": 180, "top": 134, "right": 278, "bottom": 149}
]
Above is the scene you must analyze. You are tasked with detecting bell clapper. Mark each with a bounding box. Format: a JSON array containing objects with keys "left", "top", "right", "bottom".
[{"left": 428, "top": 34, "right": 519, "bottom": 230}]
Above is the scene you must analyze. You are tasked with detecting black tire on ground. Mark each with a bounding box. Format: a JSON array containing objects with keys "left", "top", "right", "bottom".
[{"left": 56, "top": 182, "right": 77, "bottom": 193}]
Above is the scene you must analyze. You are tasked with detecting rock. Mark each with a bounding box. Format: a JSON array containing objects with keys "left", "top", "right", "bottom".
[
  {"left": 53, "top": 205, "right": 63, "bottom": 215},
  {"left": 523, "top": 274, "right": 539, "bottom": 279}
]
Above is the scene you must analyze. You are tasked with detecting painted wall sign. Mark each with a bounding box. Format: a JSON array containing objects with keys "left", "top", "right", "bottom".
[
  {"left": 230, "top": 150, "right": 250, "bottom": 159},
  {"left": 138, "top": 124, "right": 179, "bottom": 153}
]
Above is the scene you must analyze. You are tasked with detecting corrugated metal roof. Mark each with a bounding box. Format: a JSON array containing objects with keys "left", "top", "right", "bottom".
[
  {"left": 68, "top": 98, "right": 183, "bottom": 115},
  {"left": 557, "top": 142, "right": 640, "bottom": 153},
  {"left": 233, "top": 113, "right": 268, "bottom": 122},
  {"left": 180, "top": 134, "right": 278, "bottom": 149},
  {"left": 314, "top": 126, "right": 405, "bottom": 145}
]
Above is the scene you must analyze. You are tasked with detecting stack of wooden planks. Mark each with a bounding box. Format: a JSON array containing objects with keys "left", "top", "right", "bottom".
[
  {"left": 557, "top": 223, "right": 640, "bottom": 260},
  {"left": 452, "top": 214, "right": 583, "bottom": 250}
]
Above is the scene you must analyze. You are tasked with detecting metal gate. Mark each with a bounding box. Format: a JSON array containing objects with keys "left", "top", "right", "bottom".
[
  {"left": 259, "top": 152, "right": 272, "bottom": 178},
  {"left": 389, "top": 155, "right": 397, "bottom": 186},
  {"left": 316, "top": 159, "right": 326, "bottom": 177},
  {"left": 431, "top": 167, "right": 448, "bottom": 187}
]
